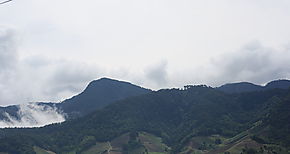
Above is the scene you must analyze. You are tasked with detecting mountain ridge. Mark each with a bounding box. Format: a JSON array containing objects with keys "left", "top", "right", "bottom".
[
  {"left": 216, "top": 79, "right": 290, "bottom": 94},
  {"left": 0, "top": 85, "right": 289, "bottom": 153},
  {"left": 0, "top": 78, "right": 289, "bottom": 128},
  {"left": 57, "top": 77, "right": 151, "bottom": 118},
  {"left": 0, "top": 77, "right": 151, "bottom": 127}
]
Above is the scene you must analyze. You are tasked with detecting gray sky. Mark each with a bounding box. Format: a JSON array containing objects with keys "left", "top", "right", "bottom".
[{"left": 0, "top": 0, "right": 290, "bottom": 105}]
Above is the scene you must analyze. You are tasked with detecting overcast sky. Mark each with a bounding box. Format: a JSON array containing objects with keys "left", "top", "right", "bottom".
[{"left": 0, "top": 0, "right": 290, "bottom": 106}]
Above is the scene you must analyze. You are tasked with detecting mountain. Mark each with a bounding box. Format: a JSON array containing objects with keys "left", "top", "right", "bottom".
[
  {"left": 0, "top": 78, "right": 151, "bottom": 127},
  {"left": 0, "top": 85, "right": 289, "bottom": 154},
  {"left": 1, "top": 78, "right": 288, "bottom": 126},
  {"left": 264, "top": 79, "right": 290, "bottom": 90},
  {"left": 217, "top": 82, "right": 263, "bottom": 93},
  {"left": 0, "top": 105, "right": 19, "bottom": 121},
  {"left": 217, "top": 79, "right": 290, "bottom": 93},
  {"left": 57, "top": 77, "right": 151, "bottom": 118}
]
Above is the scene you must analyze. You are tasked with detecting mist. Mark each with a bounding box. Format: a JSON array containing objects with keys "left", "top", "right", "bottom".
[{"left": 0, "top": 103, "right": 65, "bottom": 128}]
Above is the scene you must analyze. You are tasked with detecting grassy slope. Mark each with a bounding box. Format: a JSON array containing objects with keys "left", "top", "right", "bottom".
[
  {"left": 179, "top": 122, "right": 289, "bottom": 154},
  {"left": 1, "top": 88, "right": 290, "bottom": 154},
  {"left": 139, "top": 132, "right": 170, "bottom": 153},
  {"left": 34, "top": 146, "right": 56, "bottom": 154},
  {"left": 81, "top": 142, "right": 110, "bottom": 154},
  {"left": 80, "top": 132, "right": 169, "bottom": 154}
]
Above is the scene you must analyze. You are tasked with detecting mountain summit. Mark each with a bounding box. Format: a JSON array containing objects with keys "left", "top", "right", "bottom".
[
  {"left": 57, "top": 77, "right": 151, "bottom": 118},
  {"left": 0, "top": 78, "right": 151, "bottom": 127}
]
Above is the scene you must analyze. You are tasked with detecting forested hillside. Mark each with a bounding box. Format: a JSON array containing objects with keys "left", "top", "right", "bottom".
[
  {"left": 0, "top": 78, "right": 151, "bottom": 125},
  {"left": 0, "top": 85, "right": 289, "bottom": 154}
]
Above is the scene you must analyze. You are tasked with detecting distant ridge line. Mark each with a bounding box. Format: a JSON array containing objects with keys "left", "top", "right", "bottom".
[{"left": 217, "top": 79, "right": 290, "bottom": 93}]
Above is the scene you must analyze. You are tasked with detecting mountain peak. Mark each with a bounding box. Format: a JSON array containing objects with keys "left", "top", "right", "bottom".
[
  {"left": 59, "top": 77, "right": 151, "bottom": 118},
  {"left": 98, "top": 77, "right": 116, "bottom": 81},
  {"left": 88, "top": 77, "right": 132, "bottom": 85}
]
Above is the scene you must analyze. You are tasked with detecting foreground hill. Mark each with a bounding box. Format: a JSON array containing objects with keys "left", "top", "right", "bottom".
[{"left": 0, "top": 85, "right": 289, "bottom": 154}]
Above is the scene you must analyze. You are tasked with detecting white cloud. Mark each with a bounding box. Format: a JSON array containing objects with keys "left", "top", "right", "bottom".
[
  {"left": 0, "top": 0, "right": 290, "bottom": 105},
  {"left": 0, "top": 103, "right": 65, "bottom": 128},
  {"left": 169, "top": 41, "right": 290, "bottom": 88},
  {"left": 208, "top": 41, "right": 290, "bottom": 86},
  {"left": 0, "top": 27, "right": 102, "bottom": 105},
  {"left": 145, "top": 60, "right": 168, "bottom": 87}
]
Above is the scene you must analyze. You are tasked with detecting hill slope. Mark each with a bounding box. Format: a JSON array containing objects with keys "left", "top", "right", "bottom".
[
  {"left": 217, "top": 82, "right": 263, "bottom": 93},
  {"left": 0, "top": 86, "right": 289, "bottom": 153},
  {"left": 57, "top": 77, "right": 151, "bottom": 118},
  {"left": 0, "top": 78, "right": 151, "bottom": 127}
]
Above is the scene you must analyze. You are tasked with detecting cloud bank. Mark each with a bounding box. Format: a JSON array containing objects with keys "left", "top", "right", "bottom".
[
  {"left": 0, "top": 103, "right": 65, "bottom": 128},
  {"left": 0, "top": 27, "right": 290, "bottom": 106},
  {"left": 145, "top": 61, "right": 168, "bottom": 87},
  {"left": 0, "top": 1, "right": 290, "bottom": 106},
  {"left": 0, "top": 26, "right": 101, "bottom": 105},
  {"left": 208, "top": 41, "right": 290, "bottom": 86}
]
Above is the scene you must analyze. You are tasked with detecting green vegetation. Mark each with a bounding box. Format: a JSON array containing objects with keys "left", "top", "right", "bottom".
[
  {"left": 82, "top": 142, "right": 110, "bottom": 154},
  {"left": 0, "top": 86, "right": 289, "bottom": 154},
  {"left": 33, "top": 146, "right": 55, "bottom": 154},
  {"left": 58, "top": 78, "right": 151, "bottom": 118}
]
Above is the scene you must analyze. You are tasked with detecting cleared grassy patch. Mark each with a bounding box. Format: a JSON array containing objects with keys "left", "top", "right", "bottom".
[
  {"left": 82, "top": 142, "right": 110, "bottom": 154},
  {"left": 110, "top": 133, "right": 130, "bottom": 152},
  {"left": 33, "top": 146, "right": 56, "bottom": 154},
  {"left": 139, "top": 132, "right": 170, "bottom": 153}
]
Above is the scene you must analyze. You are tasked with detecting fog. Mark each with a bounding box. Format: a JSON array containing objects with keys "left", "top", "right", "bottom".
[{"left": 0, "top": 103, "right": 65, "bottom": 128}]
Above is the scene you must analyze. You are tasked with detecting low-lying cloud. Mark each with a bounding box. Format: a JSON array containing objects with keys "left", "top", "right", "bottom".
[{"left": 0, "top": 103, "right": 65, "bottom": 128}]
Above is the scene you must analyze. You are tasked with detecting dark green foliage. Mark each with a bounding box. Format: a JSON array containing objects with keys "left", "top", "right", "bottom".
[
  {"left": 122, "top": 132, "right": 143, "bottom": 154},
  {"left": 259, "top": 93, "right": 290, "bottom": 147},
  {"left": 217, "top": 79, "right": 290, "bottom": 94},
  {"left": 251, "top": 135, "right": 267, "bottom": 144},
  {"left": 0, "top": 85, "right": 290, "bottom": 153},
  {"left": 264, "top": 79, "right": 290, "bottom": 90},
  {"left": 215, "top": 138, "right": 222, "bottom": 144},
  {"left": 217, "top": 82, "right": 263, "bottom": 94},
  {"left": 241, "top": 147, "right": 258, "bottom": 154},
  {"left": 0, "top": 134, "right": 36, "bottom": 154},
  {"left": 0, "top": 78, "right": 151, "bottom": 121},
  {"left": 76, "top": 136, "right": 97, "bottom": 153},
  {"left": 58, "top": 77, "right": 151, "bottom": 118}
]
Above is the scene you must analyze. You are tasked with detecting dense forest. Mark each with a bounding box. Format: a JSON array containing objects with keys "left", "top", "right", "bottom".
[{"left": 0, "top": 79, "right": 289, "bottom": 154}]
